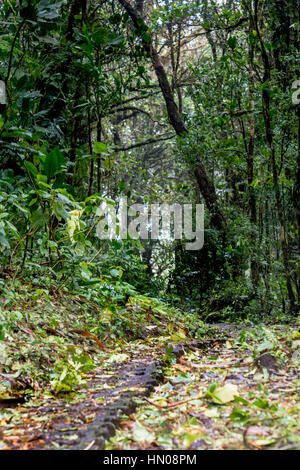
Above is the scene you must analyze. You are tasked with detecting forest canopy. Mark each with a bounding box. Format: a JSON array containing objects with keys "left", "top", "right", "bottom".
[{"left": 0, "top": 0, "right": 300, "bottom": 453}]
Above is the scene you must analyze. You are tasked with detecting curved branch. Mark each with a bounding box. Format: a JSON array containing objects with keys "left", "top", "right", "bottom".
[
  {"left": 114, "top": 134, "right": 175, "bottom": 152},
  {"left": 5, "top": 18, "right": 26, "bottom": 86}
]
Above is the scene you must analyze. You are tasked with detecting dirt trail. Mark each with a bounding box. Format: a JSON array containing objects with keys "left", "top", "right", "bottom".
[
  {"left": 0, "top": 324, "right": 299, "bottom": 450},
  {"left": 0, "top": 336, "right": 189, "bottom": 450}
]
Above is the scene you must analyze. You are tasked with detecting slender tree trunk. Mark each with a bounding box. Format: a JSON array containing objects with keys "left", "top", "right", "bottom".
[
  {"left": 97, "top": 119, "right": 102, "bottom": 193},
  {"left": 87, "top": 82, "right": 94, "bottom": 197},
  {"left": 254, "top": 0, "right": 296, "bottom": 313},
  {"left": 247, "top": 38, "right": 259, "bottom": 288}
]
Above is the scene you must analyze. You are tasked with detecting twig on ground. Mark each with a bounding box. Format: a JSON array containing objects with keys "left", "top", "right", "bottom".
[{"left": 144, "top": 394, "right": 202, "bottom": 409}]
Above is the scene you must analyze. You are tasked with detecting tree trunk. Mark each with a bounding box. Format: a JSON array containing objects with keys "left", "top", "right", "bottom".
[
  {"left": 254, "top": 0, "right": 296, "bottom": 313},
  {"left": 247, "top": 37, "right": 259, "bottom": 288}
]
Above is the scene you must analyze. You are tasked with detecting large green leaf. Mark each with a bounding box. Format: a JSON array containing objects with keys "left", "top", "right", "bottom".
[
  {"left": 93, "top": 142, "right": 107, "bottom": 154},
  {"left": 43, "top": 147, "right": 65, "bottom": 180}
]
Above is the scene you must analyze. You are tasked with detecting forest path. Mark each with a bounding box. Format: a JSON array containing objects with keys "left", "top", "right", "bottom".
[
  {"left": 0, "top": 335, "right": 175, "bottom": 450},
  {"left": 106, "top": 323, "right": 300, "bottom": 451},
  {"left": 0, "top": 324, "right": 299, "bottom": 450}
]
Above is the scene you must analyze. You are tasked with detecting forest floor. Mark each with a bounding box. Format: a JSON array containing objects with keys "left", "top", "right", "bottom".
[{"left": 0, "top": 322, "right": 299, "bottom": 451}]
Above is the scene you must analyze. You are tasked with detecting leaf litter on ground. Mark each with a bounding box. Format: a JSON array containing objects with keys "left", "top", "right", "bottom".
[{"left": 107, "top": 324, "right": 300, "bottom": 450}]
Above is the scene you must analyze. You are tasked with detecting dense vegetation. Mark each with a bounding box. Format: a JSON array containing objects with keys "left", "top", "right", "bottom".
[
  {"left": 1, "top": 0, "right": 299, "bottom": 321},
  {"left": 0, "top": 0, "right": 299, "bottom": 439}
]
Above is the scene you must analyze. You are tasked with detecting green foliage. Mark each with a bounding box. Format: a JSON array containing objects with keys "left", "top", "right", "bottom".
[
  {"left": 50, "top": 347, "right": 94, "bottom": 393},
  {"left": 0, "top": 2, "right": 299, "bottom": 451},
  {"left": 0, "top": 0, "right": 299, "bottom": 343}
]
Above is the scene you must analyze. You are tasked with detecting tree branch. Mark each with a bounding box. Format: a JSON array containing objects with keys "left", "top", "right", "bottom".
[{"left": 114, "top": 134, "right": 175, "bottom": 152}]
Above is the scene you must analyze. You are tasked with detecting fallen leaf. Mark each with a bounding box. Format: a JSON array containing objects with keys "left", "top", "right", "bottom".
[
  {"left": 133, "top": 424, "right": 155, "bottom": 443},
  {"left": 69, "top": 329, "right": 106, "bottom": 351},
  {"left": 211, "top": 383, "right": 238, "bottom": 404}
]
